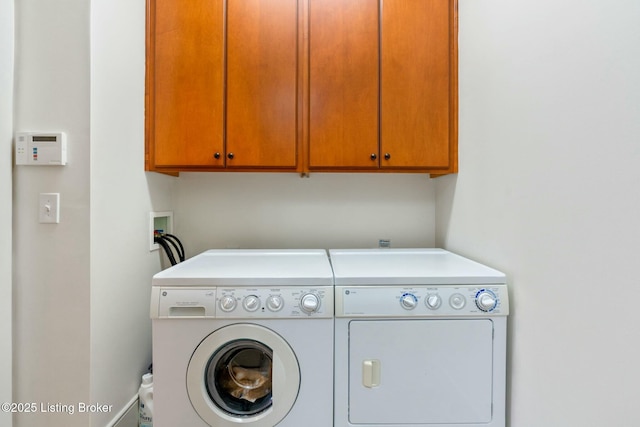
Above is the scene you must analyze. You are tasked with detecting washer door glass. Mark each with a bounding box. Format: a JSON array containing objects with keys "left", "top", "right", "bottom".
[
  {"left": 187, "top": 323, "right": 301, "bottom": 427},
  {"left": 207, "top": 340, "right": 273, "bottom": 416}
]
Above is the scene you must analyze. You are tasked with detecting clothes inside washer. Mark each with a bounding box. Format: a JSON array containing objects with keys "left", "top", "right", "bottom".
[
  {"left": 217, "top": 348, "right": 273, "bottom": 403},
  {"left": 219, "top": 356, "right": 272, "bottom": 403}
]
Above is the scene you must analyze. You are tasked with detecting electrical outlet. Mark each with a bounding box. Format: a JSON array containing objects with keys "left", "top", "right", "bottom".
[{"left": 39, "top": 193, "right": 60, "bottom": 223}]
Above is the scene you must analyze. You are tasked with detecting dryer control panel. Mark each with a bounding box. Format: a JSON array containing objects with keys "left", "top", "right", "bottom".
[{"left": 335, "top": 284, "right": 508, "bottom": 317}]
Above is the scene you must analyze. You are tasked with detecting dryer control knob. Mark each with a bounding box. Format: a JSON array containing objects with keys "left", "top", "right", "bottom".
[
  {"left": 449, "top": 293, "right": 467, "bottom": 310},
  {"left": 425, "top": 294, "right": 442, "bottom": 310},
  {"left": 243, "top": 295, "right": 261, "bottom": 312},
  {"left": 300, "top": 293, "right": 321, "bottom": 314},
  {"left": 475, "top": 290, "right": 498, "bottom": 312},
  {"left": 400, "top": 293, "right": 418, "bottom": 310},
  {"left": 219, "top": 295, "right": 237, "bottom": 312},
  {"left": 266, "top": 295, "right": 284, "bottom": 312}
]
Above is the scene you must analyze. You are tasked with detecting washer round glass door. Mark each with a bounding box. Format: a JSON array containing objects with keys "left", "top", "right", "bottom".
[{"left": 187, "top": 324, "right": 300, "bottom": 427}]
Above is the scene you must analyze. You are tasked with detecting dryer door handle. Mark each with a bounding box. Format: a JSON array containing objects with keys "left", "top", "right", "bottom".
[{"left": 362, "top": 359, "right": 381, "bottom": 388}]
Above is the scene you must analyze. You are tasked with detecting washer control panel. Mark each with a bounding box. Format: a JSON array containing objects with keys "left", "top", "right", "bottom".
[
  {"left": 216, "top": 286, "right": 333, "bottom": 318},
  {"left": 152, "top": 286, "right": 333, "bottom": 319},
  {"left": 335, "top": 284, "right": 508, "bottom": 317}
]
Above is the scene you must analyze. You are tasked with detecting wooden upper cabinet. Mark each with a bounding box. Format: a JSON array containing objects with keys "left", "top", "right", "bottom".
[
  {"left": 308, "top": 0, "right": 457, "bottom": 173},
  {"left": 146, "top": 0, "right": 457, "bottom": 175},
  {"left": 149, "top": 0, "right": 225, "bottom": 169},
  {"left": 381, "top": 0, "right": 455, "bottom": 171},
  {"left": 226, "top": 0, "right": 299, "bottom": 169},
  {"left": 308, "top": 0, "right": 380, "bottom": 169},
  {"left": 147, "top": 0, "right": 300, "bottom": 171}
]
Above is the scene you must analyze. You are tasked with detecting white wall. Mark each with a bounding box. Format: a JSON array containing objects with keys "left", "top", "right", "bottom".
[
  {"left": 0, "top": 0, "right": 14, "bottom": 425},
  {"left": 90, "top": 1, "right": 175, "bottom": 425},
  {"left": 12, "top": 1, "right": 176, "bottom": 426},
  {"left": 13, "top": 0, "right": 91, "bottom": 426},
  {"left": 174, "top": 173, "right": 436, "bottom": 254},
  {"left": 436, "top": 0, "right": 640, "bottom": 425}
]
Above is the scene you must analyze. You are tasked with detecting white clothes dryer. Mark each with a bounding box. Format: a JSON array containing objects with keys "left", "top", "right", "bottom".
[
  {"left": 150, "top": 249, "right": 334, "bottom": 427},
  {"left": 330, "top": 248, "right": 509, "bottom": 427}
]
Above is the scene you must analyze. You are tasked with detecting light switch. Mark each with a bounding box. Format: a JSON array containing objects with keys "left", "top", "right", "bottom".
[{"left": 39, "top": 193, "right": 60, "bottom": 223}]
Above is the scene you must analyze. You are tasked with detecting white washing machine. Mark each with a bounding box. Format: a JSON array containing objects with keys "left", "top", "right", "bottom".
[
  {"left": 330, "top": 248, "right": 509, "bottom": 427},
  {"left": 150, "top": 249, "right": 334, "bottom": 427}
]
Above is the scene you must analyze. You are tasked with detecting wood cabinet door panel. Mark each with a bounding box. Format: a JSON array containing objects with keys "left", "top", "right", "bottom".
[
  {"left": 153, "top": 0, "right": 224, "bottom": 167},
  {"left": 309, "top": 0, "right": 379, "bottom": 169},
  {"left": 381, "top": 0, "right": 451, "bottom": 169},
  {"left": 226, "top": 0, "right": 298, "bottom": 168}
]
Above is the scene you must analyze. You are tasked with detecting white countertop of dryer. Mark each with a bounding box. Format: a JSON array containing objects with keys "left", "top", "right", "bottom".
[
  {"left": 329, "top": 248, "right": 506, "bottom": 285},
  {"left": 152, "top": 249, "right": 334, "bottom": 286}
]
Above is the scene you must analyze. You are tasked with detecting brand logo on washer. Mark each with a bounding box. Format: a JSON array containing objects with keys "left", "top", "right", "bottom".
[{"left": 345, "top": 290, "right": 350, "bottom": 295}]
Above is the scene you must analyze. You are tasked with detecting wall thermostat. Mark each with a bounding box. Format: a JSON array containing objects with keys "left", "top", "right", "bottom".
[{"left": 15, "top": 131, "right": 67, "bottom": 166}]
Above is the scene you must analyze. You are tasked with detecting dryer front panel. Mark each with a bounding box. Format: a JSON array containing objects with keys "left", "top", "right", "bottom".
[
  {"left": 187, "top": 323, "right": 301, "bottom": 427},
  {"left": 348, "top": 319, "right": 494, "bottom": 425}
]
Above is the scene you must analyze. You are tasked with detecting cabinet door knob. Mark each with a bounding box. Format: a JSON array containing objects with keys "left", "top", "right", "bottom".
[
  {"left": 370, "top": 153, "right": 377, "bottom": 160},
  {"left": 227, "top": 153, "right": 234, "bottom": 160},
  {"left": 214, "top": 152, "right": 221, "bottom": 159},
  {"left": 384, "top": 153, "right": 391, "bottom": 160}
]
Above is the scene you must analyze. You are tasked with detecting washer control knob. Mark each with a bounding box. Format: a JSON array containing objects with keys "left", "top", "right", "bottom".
[
  {"left": 425, "top": 294, "right": 442, "bottom": 310},
  {"left": 300, "top": 293, "right": 321, "bottom": 314},
  {"left": 266, "top": 295, "right": 284, "bottom": 312},
  {"left": 449, "top": 293, "right": 467, "bottom": 310},
  {"left": 243, "top": 295, "right": 261, "bottom": 312},
  {"left": 219, "top": 295, "right": 237, "bottom": 312},
  {"left": 475, "top": 290, "right": 498, "bottom": 312},
  {"left": 400, "top": 293, "right": 418, "bottom": 310}
]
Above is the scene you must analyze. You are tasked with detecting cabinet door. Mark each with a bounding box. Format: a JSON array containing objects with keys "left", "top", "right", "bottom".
[
  {"left": 381, "top": 0, "right": 452, "bottom": 169},
  {"left": 309, "top": 0, "right": 379, "bottom": 169},
  {"left": 151, "top": 0, "right": 225, "bottom": 168},
  {"left": 226, "top": 0, "right": 298, "bottom": 168}
]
